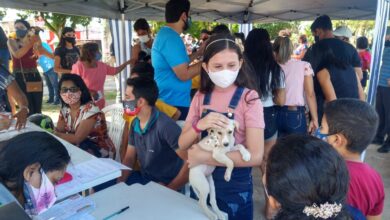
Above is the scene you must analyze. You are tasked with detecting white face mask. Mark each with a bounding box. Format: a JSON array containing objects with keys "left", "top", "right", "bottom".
[
  {"left": 25, "top": 169, "right": 57, "bottom": 215},
  {"left": 139, "top": 35, "right": 150, "bottom": 43},
  {"left": 208, "top": 69, "right": 239, "bottom": 88}
]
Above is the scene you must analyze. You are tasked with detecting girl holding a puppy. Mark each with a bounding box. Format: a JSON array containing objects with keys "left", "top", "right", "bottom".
[
  {"left": 7, "top": 19, "right": 43, "bottom": 115},
  {"left": 178, "top": 34, "right": 265, "bottom": 220}
]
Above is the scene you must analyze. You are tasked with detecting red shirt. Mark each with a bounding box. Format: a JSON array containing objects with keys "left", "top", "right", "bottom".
[
  {"left": 12, "top": 48, "right": 37, "bottom": 69},
  {"left": 346, "top": 160, "right": 385, "bottom": 216},
  {"left": 358, "top": 50, "right": 371, "bottom": 71}
]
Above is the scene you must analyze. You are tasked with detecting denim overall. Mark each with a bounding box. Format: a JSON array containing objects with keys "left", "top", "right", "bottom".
[{"left": 201, "top": 87, "right": 253, "bottom": 220}]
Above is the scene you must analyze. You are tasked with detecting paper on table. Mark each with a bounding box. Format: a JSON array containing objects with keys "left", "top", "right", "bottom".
[
  {"left": 67, "top": 158, "right": 120, "bottom": 184},
  {"left": 99, "top": 158, "right": 132, "bottom": 171},
  {"left": 55, "top": 177, "right": 82, "bottom": 199},
  {"left": 35, "top": 194, "right": 96, "bottom": 220},
  {"left": 55, "top": 158, "right": 121, "bottom": 198},
  {"left": 0, "top": 123, "right": 35, "bottom": 141}
]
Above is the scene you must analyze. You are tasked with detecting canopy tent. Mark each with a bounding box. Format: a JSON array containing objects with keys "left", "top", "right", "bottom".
[
  {"left": 0, "top": 0, "right": 378, "bottom": 23},
  {"left": 0, "top": 0, "right": 384, "bottom": 103}
]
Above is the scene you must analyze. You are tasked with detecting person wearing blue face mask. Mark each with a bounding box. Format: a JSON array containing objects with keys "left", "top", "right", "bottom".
[
  {"left": 7, "top": 19, "right": 43, "bottom": 115},
  {"left": 71, "top": 42, "right": 131, "bottom": 109},
  {"left": 0, "top": 131, "right": 71, "bottom": 217},
  {"left": 314, "top": 99, "right": 385, "bottom": 219}
]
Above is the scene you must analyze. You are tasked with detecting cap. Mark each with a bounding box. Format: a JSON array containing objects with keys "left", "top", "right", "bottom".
[{"left": 333, "top": 26, "right": 353, "bottom": 38}]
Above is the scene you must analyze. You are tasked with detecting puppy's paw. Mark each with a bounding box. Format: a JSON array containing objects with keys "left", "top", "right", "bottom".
[
  {"left": 224, "top": 172, "right": 231, "bottom": 182},
  {"left": 216, "top": 211, "right": 226, "bottom": 220},
  {"left": 206, "top": 212, "right": 218, "bottom": 220},
  {"left": 242, "top": 151, "right": 251, "bottom": 162}
]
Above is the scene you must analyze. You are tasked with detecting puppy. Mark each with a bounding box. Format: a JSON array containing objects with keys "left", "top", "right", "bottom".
[
  {"left": 190, "top": 120, "right": 251, "bottom": 220},
  {"left": 27, "top": 26, "right": 44, "bottom": 59}
]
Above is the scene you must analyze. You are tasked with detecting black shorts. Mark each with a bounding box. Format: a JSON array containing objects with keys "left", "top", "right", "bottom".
[
  {"left": 263, "top": 106, "right": 278, "bottom": 140},
  {"left": 361, "top": 71, "right": 369, "bottom": 88}
]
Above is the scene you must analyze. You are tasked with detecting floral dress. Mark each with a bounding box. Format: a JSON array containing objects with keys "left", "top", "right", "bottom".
[{"left": 58, "top": 101, "right": 115, "bottom": 158}]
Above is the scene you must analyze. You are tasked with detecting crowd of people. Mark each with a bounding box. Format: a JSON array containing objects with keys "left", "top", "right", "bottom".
[{"left": 0, "top": 0, "right": 388, "bottom": 219}]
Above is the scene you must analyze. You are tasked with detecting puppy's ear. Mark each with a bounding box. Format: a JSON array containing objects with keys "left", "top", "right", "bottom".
[{"left": 233, "top": 120, "right": 239, "bottom": 130}]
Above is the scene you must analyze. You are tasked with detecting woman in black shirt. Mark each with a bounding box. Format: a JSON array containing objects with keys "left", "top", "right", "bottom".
[{"left": 54, "top": 27, "right": 80, "bottom": 75}]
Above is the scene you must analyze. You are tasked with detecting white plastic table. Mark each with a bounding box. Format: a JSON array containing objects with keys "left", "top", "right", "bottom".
[
  {"left": 89, "top": 182, "right": 209, "bottom": 220},
  {"left": 0, "top": 123, "right": 121, "bottom": 200}
]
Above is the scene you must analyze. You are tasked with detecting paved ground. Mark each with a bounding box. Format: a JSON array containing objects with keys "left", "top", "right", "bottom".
[{"left": 42, "top": 76, "right": 388, "bottom": 219}]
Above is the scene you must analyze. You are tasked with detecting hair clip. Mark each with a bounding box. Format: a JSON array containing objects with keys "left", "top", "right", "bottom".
[{"left": 303, "top": 202, "right": 342, "bottom": 219}]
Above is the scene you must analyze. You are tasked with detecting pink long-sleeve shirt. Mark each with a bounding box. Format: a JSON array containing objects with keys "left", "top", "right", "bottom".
[{"left": 72, "top": 61, "right": 118, "bottom": 109}]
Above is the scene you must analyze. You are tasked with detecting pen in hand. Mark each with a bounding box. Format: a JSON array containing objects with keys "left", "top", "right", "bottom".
[{"left": 103, "top": 206, "right": 130, "bottom": 220}]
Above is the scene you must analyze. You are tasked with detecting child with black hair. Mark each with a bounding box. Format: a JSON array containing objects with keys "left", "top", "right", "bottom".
[
  {"left": 316, "top": 98, "right": 385, "bottom": 219},
  {"left": 119, "top": 77, "right": 188, "bottom": 191},
  {"left": 120, "top": 63, "right": 181, "bottom": 161},
  {"left": 356, "top": 37, "right": 371, "bottom": 88},
  {"left": 265, "top": 134, "right": 352, "bottom": 219}
]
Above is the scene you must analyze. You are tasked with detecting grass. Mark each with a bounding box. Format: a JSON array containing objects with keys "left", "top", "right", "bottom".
[
  {"left": 42, "top": 96, "right": 61, "bottom": 113},
  {"left": 105, "top": 91, "right": 117, "bottom": 101}
]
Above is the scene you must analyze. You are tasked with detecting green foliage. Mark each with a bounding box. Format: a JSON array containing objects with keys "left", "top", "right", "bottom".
[
  {"left": 16, "top": 10, "right": 91, "bottom": 37},
  {"left": 0, "top": 8, "right": 6, "bottom": 20},
  {"left": 332, "top": 20, "right": 375, "bottom": 37},
  {"left": 253, "top": 22, "right": 295, "bottom": 40}
]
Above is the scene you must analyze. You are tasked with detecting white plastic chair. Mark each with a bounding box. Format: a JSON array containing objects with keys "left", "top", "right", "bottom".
[
  {"left": 176, "top": 120, "right": 185, "bottom": 128},
  {"left": 102, "top": 103, "right": 126, "bottom": 162},
  {"left": 175, "top": 120, "right": 192, "bottom": 196}
]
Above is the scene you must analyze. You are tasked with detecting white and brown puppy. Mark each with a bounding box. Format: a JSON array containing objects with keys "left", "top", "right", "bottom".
[
  {"left": 190, "top": 120, "right": 251, "bottom": 220},
  {"left": 27, "top": 26, "right": 44, "bottom": 59}
]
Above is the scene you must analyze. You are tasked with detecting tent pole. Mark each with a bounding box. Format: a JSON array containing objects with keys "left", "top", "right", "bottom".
[
  {"left": 367, "top": 0, "right": 390, "bottom": 105},
  {"left": 119, "top": 0, "right": 126, "bottom": 100},
  {"left": 361, "top": 0, "right": 390, "bottom": 162}
]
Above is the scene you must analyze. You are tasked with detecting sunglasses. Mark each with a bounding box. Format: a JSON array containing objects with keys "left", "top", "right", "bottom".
[{"left": 60, "top": 87, "right": 80, "bottom": 94}]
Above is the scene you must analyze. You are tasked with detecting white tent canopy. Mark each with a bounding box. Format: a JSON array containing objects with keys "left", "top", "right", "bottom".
[
  {"left": 0, "top": 0, "right": 385, "bottom": 105},
  {"left": 0, "top": 0, "right": 378, "bottom": 23}
]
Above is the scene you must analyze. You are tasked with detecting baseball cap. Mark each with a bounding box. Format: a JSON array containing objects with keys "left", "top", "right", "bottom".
[{"left": 333, "top": 26, "right": 353, "bottom": 38}]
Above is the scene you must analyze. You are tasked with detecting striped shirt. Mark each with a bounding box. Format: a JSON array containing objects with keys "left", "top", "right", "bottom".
[
  {"left": 379, "top": 46, "right": 390, "bottom": 87},
  {"left": 0, "top": 65, "right": 13, "bottom": 90},
  {"left": 0, "top": 65, "right": 14, "bottom": 111}
]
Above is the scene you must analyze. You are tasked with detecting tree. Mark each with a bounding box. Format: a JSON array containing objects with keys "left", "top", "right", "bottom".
[
  {"left": 253, "top": 22, "right": 296, "bottom": 40},
  {"left": 333, "top": 20, "right": 375, "bottom": 38},
  {"left": 17, "top": 10, "right": 92, "bottom": 38},
  {"left": 0, "top": 8, "right": 6, "bottom": 20}
]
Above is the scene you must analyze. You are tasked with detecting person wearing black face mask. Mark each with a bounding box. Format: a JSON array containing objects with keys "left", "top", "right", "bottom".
[
  {"left": 152, "top": 0, "right": 203, "bottom": 121},
  {"left": 54, "top": 27, "right": 80, "bottom": 75},
  {"left": 7, "top": 19, "right": 43, "bottom": 115},
  {"left": 302, "top": 15, "right": 366, "bottom": 124}
]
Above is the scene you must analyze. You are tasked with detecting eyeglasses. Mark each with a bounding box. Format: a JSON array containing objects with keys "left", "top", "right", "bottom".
[{"left": 60, "top": 87, "right": 80, "bottom": 94}]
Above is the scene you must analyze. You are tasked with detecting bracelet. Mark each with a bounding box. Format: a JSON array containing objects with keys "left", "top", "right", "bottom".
[{"left": 192, "top": 120, "right": 202, "bottom": 133}]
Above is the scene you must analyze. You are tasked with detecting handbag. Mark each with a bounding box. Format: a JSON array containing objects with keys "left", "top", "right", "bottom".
[{"left": 19, "top": 60, "right": 43, "bottom": 93}]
